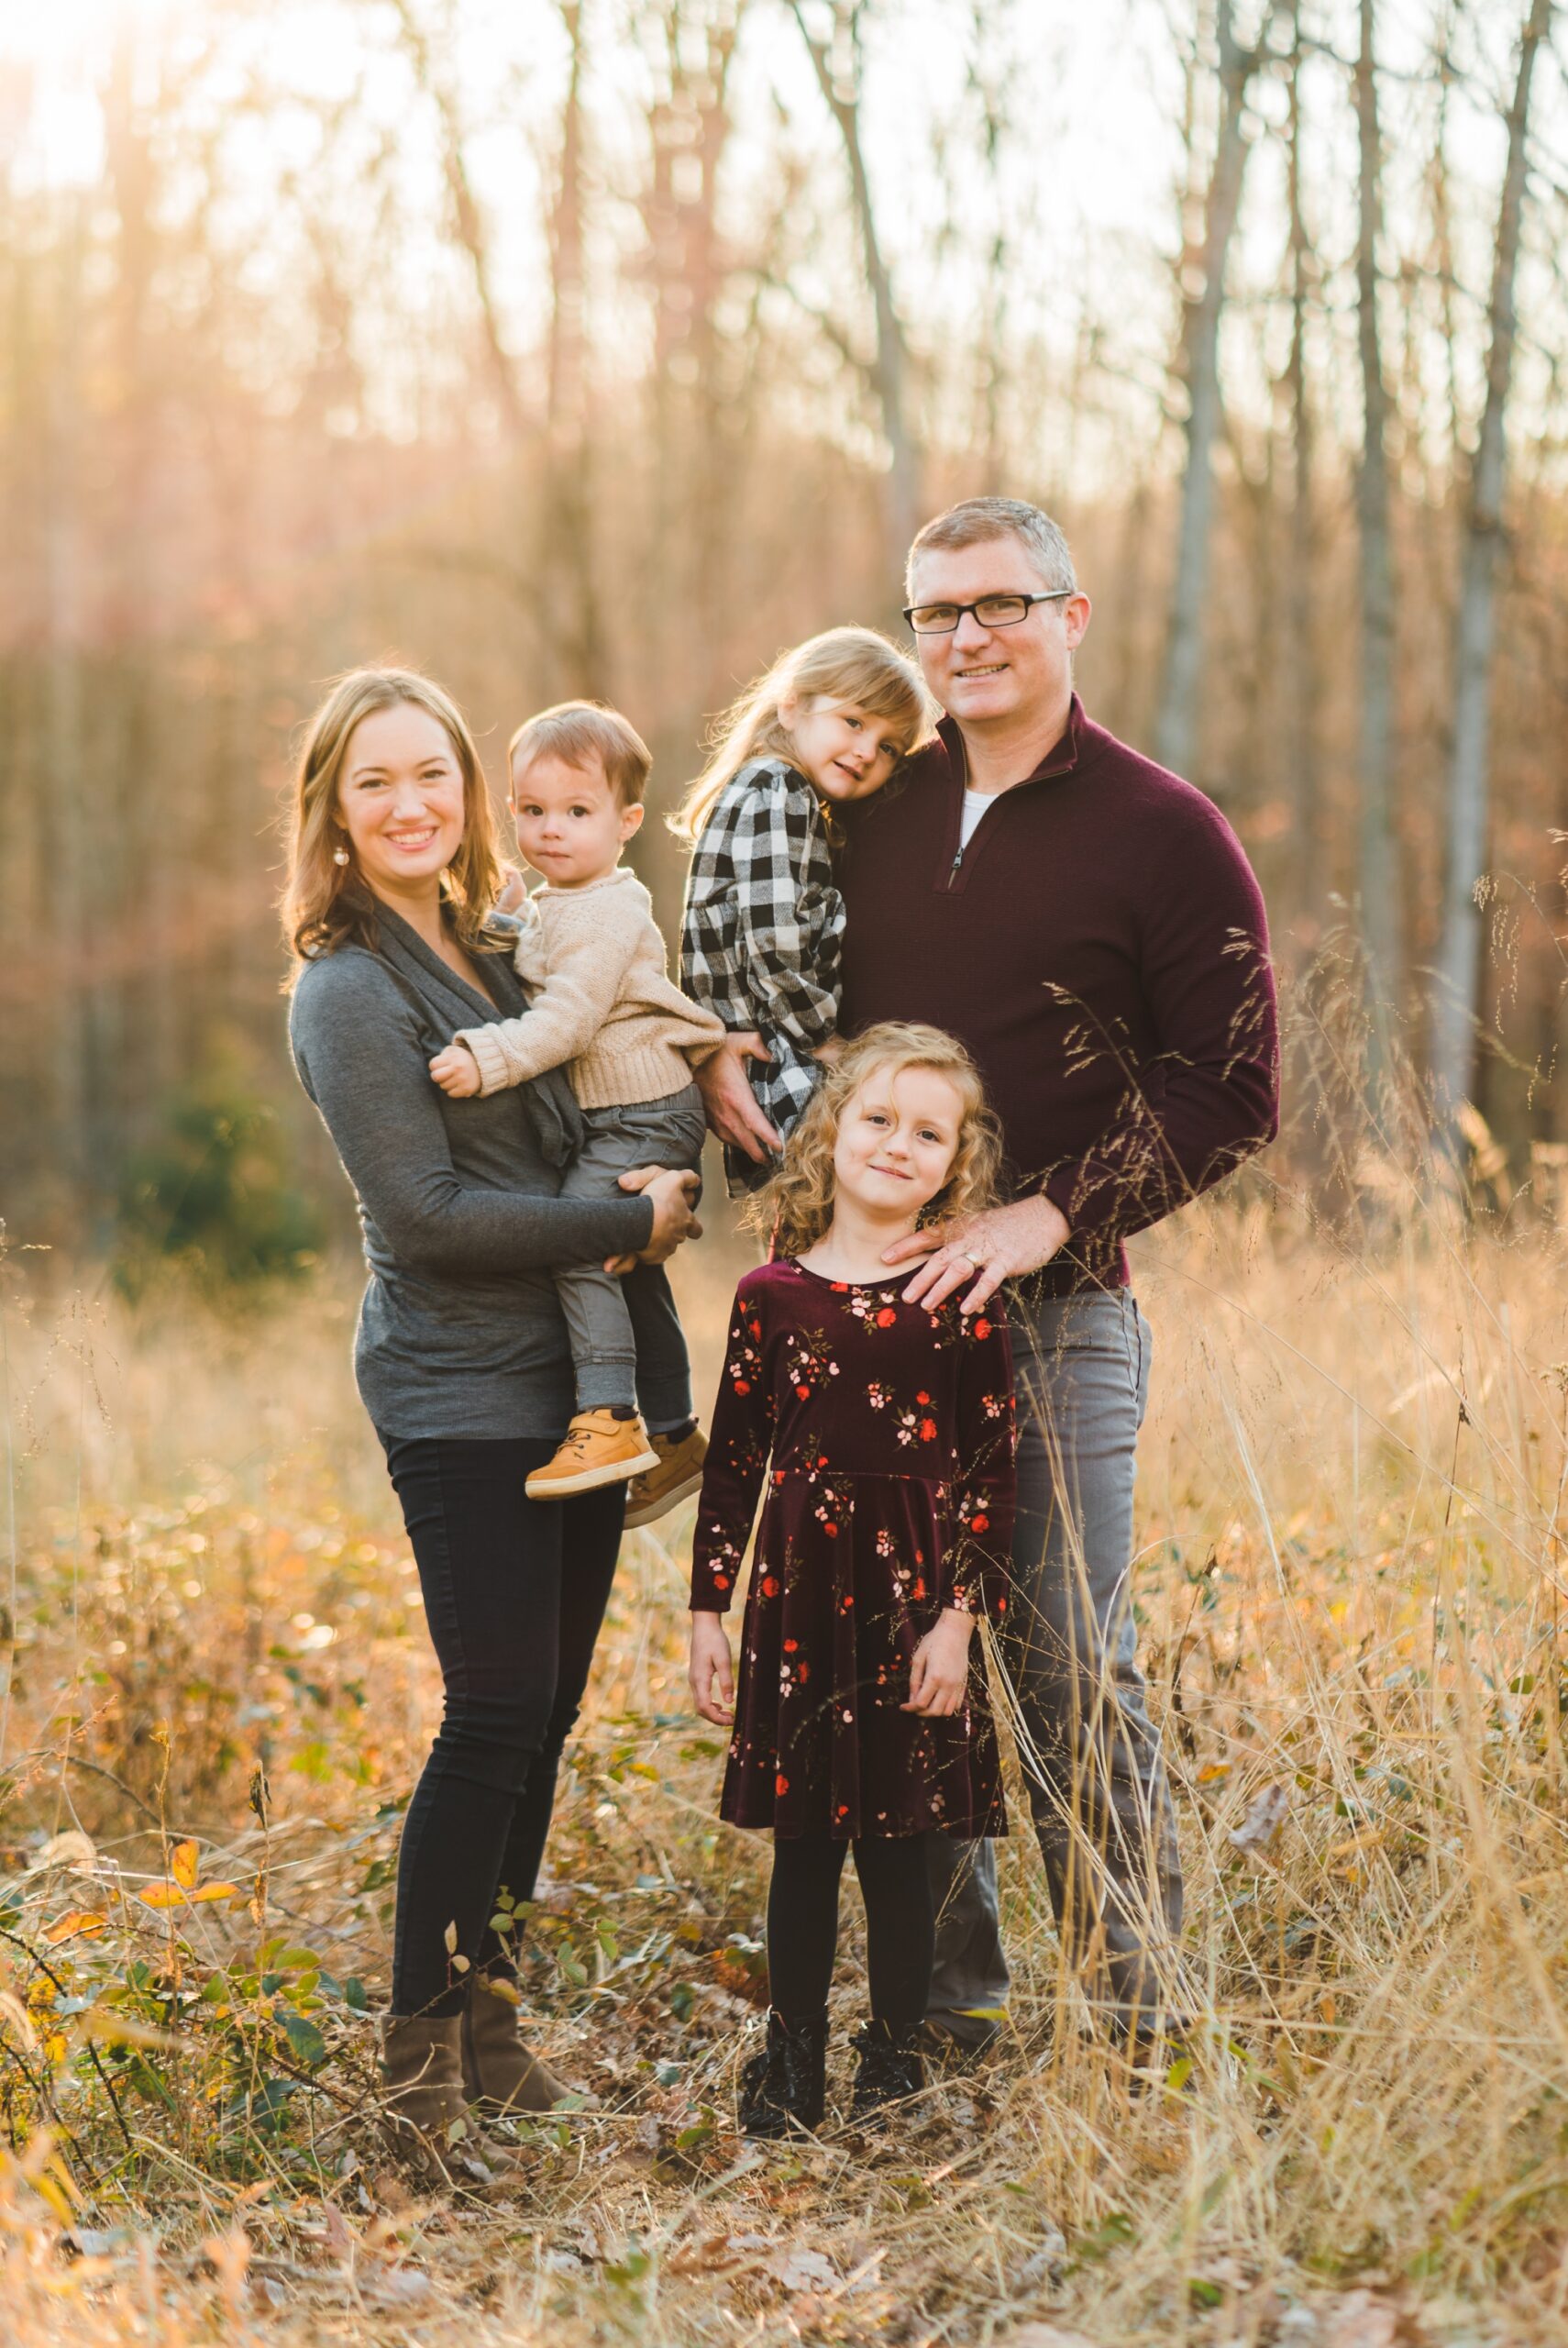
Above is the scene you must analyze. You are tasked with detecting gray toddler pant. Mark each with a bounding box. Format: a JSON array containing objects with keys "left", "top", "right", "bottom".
[{"left": 554, "top": 1085, "right": 708, "bottom": 1430}]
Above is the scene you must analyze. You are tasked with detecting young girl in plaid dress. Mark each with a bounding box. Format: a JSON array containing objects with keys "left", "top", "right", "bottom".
[{"left": 676, "top": 629, "right": 931, "bottom": 1193}]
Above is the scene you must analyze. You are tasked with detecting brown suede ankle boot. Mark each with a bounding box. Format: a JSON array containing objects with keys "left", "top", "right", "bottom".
[
  {"left": 461, "top": 1979, "right": 576, "bottom": 2115},
  {"left": 380, "top": 2013, "right": 513, "bottom": 2182}
]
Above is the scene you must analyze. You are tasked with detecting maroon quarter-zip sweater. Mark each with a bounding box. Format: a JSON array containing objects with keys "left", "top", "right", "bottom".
[{"left": 836, "top": 697, "right": 1279, "bottom": 1298}]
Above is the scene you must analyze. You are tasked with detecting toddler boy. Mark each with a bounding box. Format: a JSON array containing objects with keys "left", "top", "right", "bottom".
[{"left": 431, "top": 703, "right": 722, "bottom": 1518}]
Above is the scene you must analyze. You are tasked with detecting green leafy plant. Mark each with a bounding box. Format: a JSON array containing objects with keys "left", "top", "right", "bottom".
[{"left": 112, "top": 1069, "right": 323, "bottom": 1300}]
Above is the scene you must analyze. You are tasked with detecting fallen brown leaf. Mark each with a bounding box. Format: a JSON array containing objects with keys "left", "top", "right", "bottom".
[
  {"left": 1320, "top": 2287, "right": 1407, "bottom": 2347},
  {"left": 44, "top": 1910, "right": 106, "bottom": 1944},
  {"left": 998, "top": 2325, "right": 1099, "bottom": 2348},
  {"left": 1229, "top": 1782, "right": 1290, "bottom": 1856}
]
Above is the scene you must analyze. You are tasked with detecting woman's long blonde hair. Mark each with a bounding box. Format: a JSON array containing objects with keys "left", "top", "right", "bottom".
[
  {"left": 747, "top": 1023, "right": 1002, "bottom": 1260},
  {"left": 282, "top": 667, "right": 503, "bottom": 971},
  {"left": 672, "top": 626, "right": 932, "bottom": 844}
]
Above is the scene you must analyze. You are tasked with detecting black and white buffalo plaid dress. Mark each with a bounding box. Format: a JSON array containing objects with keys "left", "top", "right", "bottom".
[{"left": 680, "top": 757, "right": 843, "bottom": 1193}]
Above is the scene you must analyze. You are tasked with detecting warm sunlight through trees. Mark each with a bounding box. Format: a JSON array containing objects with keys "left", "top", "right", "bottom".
[
  {"left": 7, "top": 13, "right": 1568, "bottom": 2342},
  {"left": 3, "top": 0, "right": 1567, "bottom": 1240}
]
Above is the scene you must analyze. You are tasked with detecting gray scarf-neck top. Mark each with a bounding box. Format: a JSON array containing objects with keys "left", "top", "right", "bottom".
[{"left": 289, "top": 903, "right": 655, "bottom": 1442}]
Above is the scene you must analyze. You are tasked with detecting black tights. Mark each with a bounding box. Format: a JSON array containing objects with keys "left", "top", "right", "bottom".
[
  {"left": 383, "top": 1435, "right": 623, "bottom": 2018},
  {"left": 766, "top": 1833, "right": 935, "bottom": 2035}
]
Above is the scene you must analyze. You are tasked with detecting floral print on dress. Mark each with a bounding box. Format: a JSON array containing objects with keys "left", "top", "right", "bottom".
[{"left": 690, "top": 1258, "right": 1016, "bottom": 1840}]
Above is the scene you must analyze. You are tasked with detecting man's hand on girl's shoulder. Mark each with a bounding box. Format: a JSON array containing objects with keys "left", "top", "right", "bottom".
[{"left": 885, "top": 1193, "right": 1071, "bottom": 1314}]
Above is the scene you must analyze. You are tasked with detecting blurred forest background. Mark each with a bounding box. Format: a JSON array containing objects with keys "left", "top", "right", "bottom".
[
  {"left": 6, "top": 17, "right": 1568, "bottom": 2333},
  {"left": 2, "top": 0, "right": 1566, "bottom": 1270}
]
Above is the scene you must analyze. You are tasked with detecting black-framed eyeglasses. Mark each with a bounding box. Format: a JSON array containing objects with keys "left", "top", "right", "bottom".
[{"left": 901, "top": 591, "right": 1072, "bottom": 635}]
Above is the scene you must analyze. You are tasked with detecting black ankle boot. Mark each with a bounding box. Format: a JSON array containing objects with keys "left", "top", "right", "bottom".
[
  {"left": 737, "top": 2010, "right": 828, "bottom": 2138},
  {"left": 849, "top": 2020, "right": 925, "bottom": 2123}
]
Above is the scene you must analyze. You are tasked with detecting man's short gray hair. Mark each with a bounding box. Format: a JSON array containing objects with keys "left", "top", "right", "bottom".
[{"left": 906, "top": 497, "right": 1077, "bottom": 600}]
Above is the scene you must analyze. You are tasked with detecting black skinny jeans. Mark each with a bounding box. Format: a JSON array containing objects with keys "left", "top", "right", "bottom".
[
  {"left": 767, "top": 1833, "right": 935, "bottom": 2036},
  {"left": 383, "top": 1435, "right": 623, "bottom": 2018}
]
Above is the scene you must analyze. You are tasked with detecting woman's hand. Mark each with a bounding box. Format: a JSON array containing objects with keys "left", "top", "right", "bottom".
[
  {"left": 695, "top": 1033, "right": 781, "bottom": 1162},
  {"left": 690, "top": 1611, "right": 734, "bottom": 1725},
  {"left": 429, "top": 1042, "right": 481, "bottom": 1098},
  {"left": 884, "top": 1194, "right": 1071, "bottom": 1314},
  {"left": 602, "top": 1165, "right": 701, "bottom": 1273},
  {"left": 902, "top": 1608, "right": 977, "bottom": 1717}
]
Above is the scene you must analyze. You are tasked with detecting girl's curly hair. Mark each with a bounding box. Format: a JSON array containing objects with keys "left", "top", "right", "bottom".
[{"left": 745, "top": 1023, "right": 1002, "bottom": 1260}]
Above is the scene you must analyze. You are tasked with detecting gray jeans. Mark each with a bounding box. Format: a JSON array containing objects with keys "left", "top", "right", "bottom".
[
  {"left": 555, "top": 1086, "right": 708, "bottom": 1429},
  {"left": 926, "top": 1290, "right": 1183, "bottom": 2041}
]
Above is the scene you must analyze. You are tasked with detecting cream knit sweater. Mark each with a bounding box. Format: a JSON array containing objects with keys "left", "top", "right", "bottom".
[{"left": 455, "top": 868, "right": 725, "bottom": 1112}]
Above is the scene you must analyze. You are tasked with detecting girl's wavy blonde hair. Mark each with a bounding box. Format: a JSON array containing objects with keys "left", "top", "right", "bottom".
[
  {"left": 747, "top": 1023, "right": 1002, "bottom": 1260},
  {"left": 282, "top": 666, "right": 503, "bottom": 974},
  {"left": 672, "top": 626, "right": 932, "bottom": 844}
]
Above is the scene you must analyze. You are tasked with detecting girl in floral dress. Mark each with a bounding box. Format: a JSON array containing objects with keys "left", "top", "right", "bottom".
[{"left": 689, "top": 1023, "right": 1016, "bottom": 2133}]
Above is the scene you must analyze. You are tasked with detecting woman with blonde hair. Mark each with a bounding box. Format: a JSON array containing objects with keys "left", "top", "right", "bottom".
[
  {"left": 686, "top": 1024, "right": 1015, "bottom": 2136},
  {"left": 677, "top": 627, "right": 932, "bottom": 1193},
  {"left": 283, "top": 666, "right": 700, "bottom": 2182}
]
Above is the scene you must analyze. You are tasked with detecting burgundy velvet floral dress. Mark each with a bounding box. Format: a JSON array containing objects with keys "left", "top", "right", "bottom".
[{"left": 690, "top": 1257, "right": 1016, "bottom": 1840}]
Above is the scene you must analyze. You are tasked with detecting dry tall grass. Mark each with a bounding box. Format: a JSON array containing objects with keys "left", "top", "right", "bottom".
[{"left": 3, "top": 1148, "right": 1568, "bottom": 2346}]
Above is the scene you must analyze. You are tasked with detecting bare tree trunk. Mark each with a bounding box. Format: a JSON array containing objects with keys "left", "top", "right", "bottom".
[
  {"left": 639, "top": 0, "right": 744, "bottom": 633},
  {"left": 545, "top": 0, "right": 604, "bottom": 698},
  {"left": 1283, "top": 0, "right": 1320, "bottom": 934},
  {"left": 966, "top": 0, "right": 1015, "bottom": 496},
  {"left": 790, "top": 0, "right": 921, "bottom": 591},
  {"left": 385, "top": 3, "right": 606, "bottom": 698},
  {"left": 391, "top": 0, "right": 526, "bottom": 440},
  {"left": 43, "top": 204, "right": 92, "bottom": 1213},
  {"left": 1154, "top": 0, "right": 1280, "bottom": 779},
  {"left": 635, "top": 0, "right": 745, "bottom": 916},
  {"left": 1353, "top": 0, "right": 1401, "bottom": 1033},
  {"left": 392, "top": 0, "right": 603, "bottom": 708},
  {"left": 1430, "top": 0, "right": 1553, "bottom": 1123},
  {"left": 547, "top": 3, "right": 587, "bottom": 443},
  {"left": 104, "top": 30, "right": 169, "bottom": 1117}
]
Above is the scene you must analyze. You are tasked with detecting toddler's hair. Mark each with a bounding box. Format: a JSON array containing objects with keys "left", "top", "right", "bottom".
[
  {"left": 672, "top": 626, "right": 932, "bottom": 844},
  {"left": 510, "top": 701, "right": 652, "bottom": 807},
  {"left": 746, "top": 1023, "right": 1002, "bottom": 1260}
]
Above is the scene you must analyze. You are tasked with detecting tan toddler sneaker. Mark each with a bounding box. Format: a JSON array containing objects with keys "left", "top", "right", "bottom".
[
  {"left": 525, "top": 1410, "right": 659, "bottom": 1500},
  {"left": 624, "top": 1426, "right": 709, "bottom": 1529}
]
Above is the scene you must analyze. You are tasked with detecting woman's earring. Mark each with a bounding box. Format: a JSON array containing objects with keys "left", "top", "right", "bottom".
[{"left": 332, "top": 844, "right": 350, "bottom": 867}]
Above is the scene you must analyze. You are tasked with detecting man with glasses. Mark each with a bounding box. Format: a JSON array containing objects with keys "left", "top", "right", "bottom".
[{"left": 696, "top": 495, "right": 1277, "bottom": 2061}]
